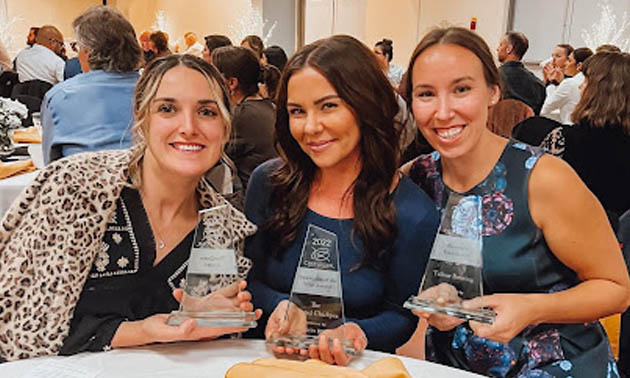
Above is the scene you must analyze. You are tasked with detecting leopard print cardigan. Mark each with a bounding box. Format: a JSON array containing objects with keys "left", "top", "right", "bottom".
[{"left": 0, "top": 149, "right": 256, "bottom": 361}]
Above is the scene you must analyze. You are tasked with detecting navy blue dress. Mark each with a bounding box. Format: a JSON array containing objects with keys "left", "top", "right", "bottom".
[
  {"left": 244, "top": 159, "right": 439, "bottom": 352},
  {"left": 408, "top": 140, "right": 619, "bottom": 377}
]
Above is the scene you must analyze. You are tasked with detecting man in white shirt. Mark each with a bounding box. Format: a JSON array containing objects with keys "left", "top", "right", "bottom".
[
  {"left": 540, "top": 47, "right": 593, "bottom": 124},
  {"left": 14, "top": 25, "right": 65, "bottom": 85}
]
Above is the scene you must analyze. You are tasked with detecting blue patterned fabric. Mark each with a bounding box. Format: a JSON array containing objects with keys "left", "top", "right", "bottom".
[{"left": 409, "top": 140, "right": 619, "bottom": 377}]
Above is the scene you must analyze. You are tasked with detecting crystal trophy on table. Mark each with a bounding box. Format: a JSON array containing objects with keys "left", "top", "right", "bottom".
[
  {"left": 266, "top": 224, "right": 358, "bottom": 356},
  {"left": 167, "top": 205, "right": 257, "bottom": 328},
  {"left": 404, "top": 192, "right": 496, "bottom": 324}
]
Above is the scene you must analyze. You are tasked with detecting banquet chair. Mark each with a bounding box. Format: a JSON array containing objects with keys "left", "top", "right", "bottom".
[
  {"left": 11, "top": 79, "right": 53, "bottom": 100},
  {"left": 0, "top": 71, "right": 18, "bottom": 98}
]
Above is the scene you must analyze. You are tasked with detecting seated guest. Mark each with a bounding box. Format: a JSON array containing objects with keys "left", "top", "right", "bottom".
[
  {"left": 63, "top": 41, "right": 83, "bottom": 80},
  {"left": 373, "top": 38, "right": 404, "bottom": 87},
  {"left": 596, "top": 44, "right": 622, "bottom": 53},
  {"left": 26, "top": 26, "right": 40, "bottom": 47},
  {"left": 244, "top": 35, "right": 439, "bottom": 365},
  {"left": 147, "top": 31, "right": 171, "bottom": 62},
  {"left": 241, "top": 35, "right": 264, "bottom": 61},
  {"left": 487, "top": 98, "right": 534, "bottom": 138},
  {"left": 259, "top": 63, "right": 281, "bottom": 100},
  {"left": 540, "top": 47, "right": 593, "bottom": 124},
  {"left": 176, "top": 32, "right": 203, "bottom": 57},
  {"left": 496, "top": 31, "right": 546, "bottom": 114},
  {"left": 201, "top": 34, "right": 232, "bottom": 64},
  {"left": 546, "top": 52, "right": 630, "bottom": 219},
  {"left": 41, "top": 6, "right": 141, "bottom": 164},
  {"left": 14, "top": 25, "right": 65, "bottom": 85},
  {"left": 262, "top": 45, "right": 288, "bottom": 71},
  {"left": 543, "top": 44, "right": 574, "bottom": 86},
  {"left": 212, "top": 46, "right": 277, "bottom": 190},
  {"left": 0, "top": 54, "right": 260, "bottom": 361},
  {"left": 401, "top": 27, "right": 629, "bottom": 377}
]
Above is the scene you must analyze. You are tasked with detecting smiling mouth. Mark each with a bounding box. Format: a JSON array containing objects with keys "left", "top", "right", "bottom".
[
  {"left": 307, "top": 140, "right": 335, "bottom": 152},
  {"left": 170, "top": 142, "right": 205, "bottom": 152},
  {"left": 435, "top": 126, "right": 464, "bottom": 140}
]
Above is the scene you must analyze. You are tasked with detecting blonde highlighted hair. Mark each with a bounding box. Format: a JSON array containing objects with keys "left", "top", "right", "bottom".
[{"left": 128, "top": 54, "right": 233, "bottom": 187}]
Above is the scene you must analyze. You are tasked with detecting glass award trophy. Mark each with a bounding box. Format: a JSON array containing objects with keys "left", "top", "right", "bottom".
[
  {"left": 404, "top": 193, "right": 496, "bottom": 324},
  {"left": 167, "top": 205, "right": 256, "bottom": 328},
  {"left": 266, "top": 224, "right": 357, "bottom": 356}
]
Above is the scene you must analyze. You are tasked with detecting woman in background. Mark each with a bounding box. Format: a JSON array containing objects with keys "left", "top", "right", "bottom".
[{"left": 373, "top": 38, "right": 404, "bottom": 87}]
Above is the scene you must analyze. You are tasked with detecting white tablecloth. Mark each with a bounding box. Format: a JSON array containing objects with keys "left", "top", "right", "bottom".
[
  {"left": 0, "top": 339, "right": 483, "bottom": 377},
  {"left": 0, "top": 170, "right": 38, "bottom": 216}
]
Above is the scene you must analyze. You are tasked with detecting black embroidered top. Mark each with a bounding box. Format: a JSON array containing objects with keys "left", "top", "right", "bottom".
[{"left": 60, "top": 187, "right": 194, "bottom": 355}]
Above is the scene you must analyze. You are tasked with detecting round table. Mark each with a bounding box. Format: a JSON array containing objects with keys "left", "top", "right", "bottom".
[
  {"left": 0, "top": 339, "right": 484, "bottom": 377},
  {"left": 0, "top": 170, "right": 38, "bottom": 216}
]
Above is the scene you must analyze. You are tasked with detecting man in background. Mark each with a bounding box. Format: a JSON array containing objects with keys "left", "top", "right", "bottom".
[
  {"left": 497, "top": 31, "right": 546, "bottom": 115},
  {"left": 14, "top": 25, "right": 65, "bottom": 85}
]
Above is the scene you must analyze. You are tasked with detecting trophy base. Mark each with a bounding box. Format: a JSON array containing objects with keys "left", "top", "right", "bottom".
[
  {"left": 404, "top": 296, "right": 496, "bottom": 324},
  {"left": 266, "top": 334, "right": 357, "bottom": 356},
  {"left": 166, "top": 310, "right": 257, "bottom": 328}
]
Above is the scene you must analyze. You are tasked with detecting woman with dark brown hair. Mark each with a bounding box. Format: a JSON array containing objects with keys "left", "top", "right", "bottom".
[
  {"left": 244, "top": 35, "right": 439, "bottom": 365},
  {"left": 402, "top": 27, "right": 628, "bottom": 377}
]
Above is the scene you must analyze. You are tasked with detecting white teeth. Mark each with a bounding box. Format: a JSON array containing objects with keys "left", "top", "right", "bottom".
[
  {"left": 436, "top": 127, "right": 463, "bottom": 139},
  {"left": 174, "top": 144, "right": 202, "bottom": 151}
]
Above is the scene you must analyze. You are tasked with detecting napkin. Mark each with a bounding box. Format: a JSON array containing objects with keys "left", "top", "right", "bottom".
[
  {"left": 12, "top": 127, "right": 42, "bottom": 144},
  {"left": 0, "top": 159, "right": 36, "bottom": 179},
  {"left": 225, "top": 357, "right": 411, "bottom": 378}
]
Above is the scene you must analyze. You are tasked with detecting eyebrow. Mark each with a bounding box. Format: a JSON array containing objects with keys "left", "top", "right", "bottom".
[
  {"left": 153, "top": 97, "right": 218, "bottom": 105},
  {"left": 412, "top": 76, "right": 475, "bottom": 91},
  {"left": 287, "top": 94, "right": 340, "bottom": 107}
]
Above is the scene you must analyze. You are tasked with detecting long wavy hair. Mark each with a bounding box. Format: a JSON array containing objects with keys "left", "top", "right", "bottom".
[
  {"left": 571, "top": 52, "right": 630, "bottom": 134},
  {"left": 266, "top": 35, "right": 401, "bottom": 269},
  {"left": 127, "top": 54, "right": 233, "bottom": 188}
]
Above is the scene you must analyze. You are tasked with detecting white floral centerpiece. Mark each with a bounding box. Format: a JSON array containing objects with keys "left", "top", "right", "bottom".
[{"left": 0, "top": 97, "right": 28, "bottom": 155}]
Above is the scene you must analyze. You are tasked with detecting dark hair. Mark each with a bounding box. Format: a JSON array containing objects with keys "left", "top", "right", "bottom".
[
  {"left": 241, "top": 35, "right": 264, "bottom": 59},
  {"left": 73, "top": 6, "right": 141, "bottom": 72},
  {"left": 204, "top": 34, "right": 232, "bottom": 52},
  {"left": 375, "top": 38, "right": 394, "bottom": 62},
  {"left": 572, "top": 52, "right": 630, "bottom": 134},
  {"left": 505, "top": 31, "right": 529, "bottom": 59},
  {"left": 268, "top": 35, "right": 400, "bottom": 268},
  {"left": 405, "top": 27, "right": 500, "bottom": 104},
  {"left": 212, "top": 46, "right": 261, "bottom": 98},
  {"left": 557, "top": 43, "right": 574, "bottom": 57},
  {"left": 596, "top": 44, "right": 621, "bottom": 53},
  {"left": 149, "top": 31, "right": 169, "bottom": 53},
  {"left": 573, "top": 47, "right": 594, "bottom": 65},
  {"left": 261, "top": 64, "right": 281, "bottom": 100},
  {"left": 263, "top": 45, "right": 288, "bottom": 71}
]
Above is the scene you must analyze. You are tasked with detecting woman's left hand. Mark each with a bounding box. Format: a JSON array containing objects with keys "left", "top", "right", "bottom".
[
  {"left": 307, "top": 322, "right": 368, "bottom": 366},
  {"left": 173, "top": 281, "right": 262, "bottom": 319},
  {"left": 462, "top": 294, "right": 537, "bottom": 344}
]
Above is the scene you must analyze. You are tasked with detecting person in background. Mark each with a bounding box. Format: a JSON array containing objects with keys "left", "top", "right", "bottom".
[
  {"left": 14, "top": 25, "right": 65, "bottom": 85},
  {"left": 373, "top": 38, "right": 404, "bottom": 87},
  {"left": 543, "top": 43, "right": 574, "bottom": 86},
  {"left": 540, "top": 47, "right": 593, "bottom": 124},
  {"left": 596, "top": 44, "right": 622, "bottom": 53},
  {"left": 201, "top": 34, "right": 232, "bottom": 64},
  {"left": 241, "top": 35, "right": 264, "bottom": 62},
  {"left": 402, "top": 26, "right": 629, "bottom": 377},
  {"left": 262, "top": 45, "right": 288, "bottom": 71},
  {"left": 175, "top": 32, "right": 203, "bottom": 57},
  {"left": 41, "top": 6, "right": 141, "bottom": 163},
  {"left": 244, "top": 35, "right": 439, "bottom": 366},
  {"left": 147, "top": 31, "right": 171, "bottom": 63},
  {"left": 496, "top": 31, "right": 546, "bottom": 115},
  {"left": 63, "top": 41, "right": 83, "bottom": 80},
  {"left": 26, "top": 26, "right": 40, "bottom": 47},
  {"left": 0, "top": 53, "right": 261, "bottom": 361},
  {"left": 259, "top": 63, "right": 281, "bottom": 100},
  {"left": 212, "top": 46, "right": 276, "bottom": 192}
]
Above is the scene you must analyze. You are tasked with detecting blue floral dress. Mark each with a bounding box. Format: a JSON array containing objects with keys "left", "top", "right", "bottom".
[{"left": 408, "top": 140, "right": 619, "bottom": 378}]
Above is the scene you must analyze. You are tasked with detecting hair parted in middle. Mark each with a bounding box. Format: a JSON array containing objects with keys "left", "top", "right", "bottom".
[
  {"left": 266, "top": 34, "right": 401, "bottom": 268},
  {"left": 127, "top": 54, "right": 233, "bottom": 187}
]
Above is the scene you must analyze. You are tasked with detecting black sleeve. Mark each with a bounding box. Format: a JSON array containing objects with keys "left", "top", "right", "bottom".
[{"left": 59, "top": 314, "right": 125, "bottom": 355}]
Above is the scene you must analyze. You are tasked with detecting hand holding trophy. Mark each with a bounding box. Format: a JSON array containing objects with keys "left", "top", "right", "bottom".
[
  {"left": 167, "top": 205, "right": 258, "bottom": 328},
  {"left": 266, "top": 224, "right": 361, "bottom": 359},
  {"left": 405, "top": 193, "right": 496, "bottom": 324}
]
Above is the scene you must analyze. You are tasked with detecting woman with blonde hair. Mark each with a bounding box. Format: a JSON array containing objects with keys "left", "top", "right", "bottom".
[{"left": 0, "top": 54, "right": 260, "bottom": 361}]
